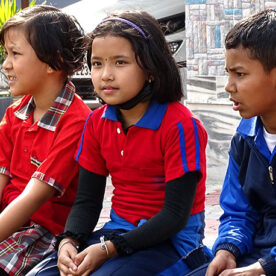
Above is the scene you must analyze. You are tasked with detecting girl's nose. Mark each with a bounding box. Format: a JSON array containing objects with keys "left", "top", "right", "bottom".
[
  {"left": 2, "top": 56, "right": 11, "bottom": 72},
  {"left": 101, "top": 66, "right": 114, "bottom": 81}
]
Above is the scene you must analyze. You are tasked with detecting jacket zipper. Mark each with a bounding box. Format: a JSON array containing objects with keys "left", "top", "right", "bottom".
[{"left": 269, "top": 166, "right": 274, "bottom": 185}]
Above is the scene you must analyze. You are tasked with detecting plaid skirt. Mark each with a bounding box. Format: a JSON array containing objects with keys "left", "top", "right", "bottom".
[{"left": 0, "top": 223, "right": 55, "bottom": 276}]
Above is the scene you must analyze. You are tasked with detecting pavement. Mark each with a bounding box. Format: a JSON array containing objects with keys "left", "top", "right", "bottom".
[{"left": 95, "top": 177, "right": 223, "bottom": 249}]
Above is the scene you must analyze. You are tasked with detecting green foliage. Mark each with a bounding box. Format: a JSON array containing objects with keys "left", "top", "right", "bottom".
[
  {"left": 0, "top": 0, "right": 17, "bottom": 25},
  {"left": 0, "top": 0, "right": 19, "bottom": 63},
  {"left": 29, "top": 0, "right": 37, "bottom": 7}
]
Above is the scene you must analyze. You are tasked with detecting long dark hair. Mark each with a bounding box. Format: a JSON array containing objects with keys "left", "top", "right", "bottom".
[{"left": 87, "top": 10, "right": 183, "bottom": 103}]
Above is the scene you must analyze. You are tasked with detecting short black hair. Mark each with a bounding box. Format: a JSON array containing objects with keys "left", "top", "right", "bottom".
[
  {"left": 87, "top": 10, "right": 183, "bottom": 103},
  {"left": 225, "top": 9, "right": 276, "bottom": 72},
  {"left": 0, "top": 5, "right": 86, "bottom": 76}
]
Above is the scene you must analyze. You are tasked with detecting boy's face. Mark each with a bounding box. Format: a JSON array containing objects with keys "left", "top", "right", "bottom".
[
  {"left": 225, "top": 46, "right": 276, "bottom": 132},
  {"left": 3, "top": 27, "right": 49, "bottom": 97}
]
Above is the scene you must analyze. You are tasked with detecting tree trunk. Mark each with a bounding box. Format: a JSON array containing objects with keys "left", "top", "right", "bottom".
[{"left": 21, "top": 0, "right": 29, "bottom": 9}]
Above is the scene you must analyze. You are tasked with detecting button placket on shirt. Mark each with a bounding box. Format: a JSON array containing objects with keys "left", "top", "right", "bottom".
[{"left": 116, "top": 126, "right": 124, "bottom": 157}]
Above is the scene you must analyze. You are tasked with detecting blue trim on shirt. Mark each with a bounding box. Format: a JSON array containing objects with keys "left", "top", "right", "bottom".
[
  {"left": 192, "top": 118, "right": 201, "bottom": 171},
  {"left": 75, "top": 112, "right": 93, "bottom": 161},
  {"left": 102, "top": 101, "right": 168, "bottom": 130},
  {"left": 136, "top": 101, "right": 168, "bottom": 130},
  {"left": 102, "top": 105, "right": 118, "bottom": 121},
  {"left": 177, "top": 122, "right": 189, "bottom": 173}
]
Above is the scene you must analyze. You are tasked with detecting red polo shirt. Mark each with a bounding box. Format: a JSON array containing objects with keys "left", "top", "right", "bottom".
[
  {"left": 76, "top": 101, "right": 207, "bottom": 226},
  {"left": 0, "top": 81, "right": 91, "bottom": 235}
]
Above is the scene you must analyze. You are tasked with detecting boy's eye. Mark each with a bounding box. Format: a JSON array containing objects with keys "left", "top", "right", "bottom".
[{"left": 237, "top": 72, "right": 245, "bottom": 77}]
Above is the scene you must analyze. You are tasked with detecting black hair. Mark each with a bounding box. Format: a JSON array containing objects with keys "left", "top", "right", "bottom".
[
  {"left": 225, "top": 9, "right": 276, "bottom": 72},
  {"left": 0, "top": 5, "right": 86, "bottom": 76},
  {"left": 87, "top": 10, "right": 183, "bottom": 103}
]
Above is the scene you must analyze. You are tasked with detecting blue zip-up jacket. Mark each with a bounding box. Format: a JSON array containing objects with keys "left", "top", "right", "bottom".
[{"left": 213, "top": 117, "right": 276, "bottom": 276}]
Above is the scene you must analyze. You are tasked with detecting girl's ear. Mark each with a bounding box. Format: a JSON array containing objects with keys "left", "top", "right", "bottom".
[
  {"left": 148, "top": 75, "right": 154, "bottom": 83},
  {"left": 47, "top": 66, "right": 54, "bottom": 73}
]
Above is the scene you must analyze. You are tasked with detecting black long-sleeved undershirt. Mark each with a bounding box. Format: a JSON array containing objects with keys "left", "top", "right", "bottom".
[{"left": 62, "top": 166, "right": 199, "bottom": 254}]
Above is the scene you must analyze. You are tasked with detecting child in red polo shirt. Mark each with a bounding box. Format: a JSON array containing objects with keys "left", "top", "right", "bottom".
[
  {"left": 28, "top": 10, "right": 212, "bottom": 276},
  {"left": 0, "top": 5, "right": 91, "bottom": 276}
]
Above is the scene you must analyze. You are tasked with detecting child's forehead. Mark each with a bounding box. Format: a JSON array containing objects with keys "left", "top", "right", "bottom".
[
  {"left": 225, "top": 46, "right": 270, "bottom": 74},
  {"left": 225, "top": 46, "right": 253, "bottom": 62},
  {"left": 92, "top": 35, "right": 133, "bottom": 51},
  {"left": 4, "top": 25, "right": 27, "bottom": 42},
  {"left": 93, "top": 34, "right": 129, "bottom": 43}
]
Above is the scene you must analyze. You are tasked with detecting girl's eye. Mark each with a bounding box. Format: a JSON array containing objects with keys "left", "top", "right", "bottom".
[
  {"left": 91, "top": 61, "right": 101, "bottom": 67},
  {"left": 116, "top": 60, "right": 126, "bottom": 65}
]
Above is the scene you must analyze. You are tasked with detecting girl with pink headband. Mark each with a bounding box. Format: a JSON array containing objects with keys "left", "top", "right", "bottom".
[{"left": 28, "top": 10, "right": 212, "bottom": 276}]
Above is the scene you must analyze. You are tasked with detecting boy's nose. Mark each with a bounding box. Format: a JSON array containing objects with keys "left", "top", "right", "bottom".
[{"left": 224, "top": 77, "right": 236, "bottom": 94}]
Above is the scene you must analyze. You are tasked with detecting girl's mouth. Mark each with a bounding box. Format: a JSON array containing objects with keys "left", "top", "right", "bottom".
[{"left": 103, "top": 86, "right": 117, "bottom": 94}]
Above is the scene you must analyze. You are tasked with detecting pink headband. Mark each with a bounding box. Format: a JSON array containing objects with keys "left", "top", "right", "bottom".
[{"left": 99, "top": 17, "right": 148, "bottom": 39}]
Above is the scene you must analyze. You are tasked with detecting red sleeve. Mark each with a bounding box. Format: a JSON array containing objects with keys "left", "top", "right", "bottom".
[
  {"left": 164, "top": 116, "right": 207, "bottom": 182},
  {"left": 75, "top": 110, "right": 109, "bottom": 176},
  {"left": 33, "top": 105, "right": 91, "bottom": 196}
]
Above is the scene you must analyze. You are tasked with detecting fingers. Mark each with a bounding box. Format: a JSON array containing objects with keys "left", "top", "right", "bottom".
[
  {"left": 206, "top": 263, "right": 218, "bottom": 276},
  {"left": 73, "top": 250, "right": 86, "bottom": 266},
  {"left": 58, "top": 245, "right": 78, "bottom": 275}
]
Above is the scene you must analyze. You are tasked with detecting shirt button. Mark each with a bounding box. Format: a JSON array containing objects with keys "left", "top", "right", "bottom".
[
  {"left": 24, "top": 147, "right": 28, "bottom": 153},
  {"left": 117, "top": 128, "right": 121, "bottom": 134},
  {"left": 120, "top": 150, "right": 124, "bottom": 156}
]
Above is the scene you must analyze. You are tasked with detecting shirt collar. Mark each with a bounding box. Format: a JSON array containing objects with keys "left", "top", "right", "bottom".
[
  {"left": 102, "top": 100, "right": 168, "bottom": 130},
  {"left": 14, "top": 80, "right": 75, "bottom": 131}
]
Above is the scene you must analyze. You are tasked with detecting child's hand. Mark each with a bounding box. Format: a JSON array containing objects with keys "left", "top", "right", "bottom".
[
  {"left": 57, "top": 242, "right": 79, "bottom": 276},
  {"left": 206, "top": 250, "right": 236, "bottom": 276},
  {"left": 70, "top": 243, "right": 109, "bottom": 276},
  {"left": 216, "top": 262, "right": 265, "bottom": 276}
]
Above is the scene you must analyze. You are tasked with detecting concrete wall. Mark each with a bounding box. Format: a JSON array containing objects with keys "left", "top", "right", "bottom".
[
  {"left": 185, "top": 0, "right": 276, "bottom": 77},
  {"left": 183, "top": 0, "right": 276, "bottom": 186}
]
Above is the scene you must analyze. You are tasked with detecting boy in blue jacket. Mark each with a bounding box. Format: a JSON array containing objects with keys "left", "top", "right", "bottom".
[
  {"left": 205, "top": 9, "right": 276, "bottom": 276},
  {"left": 189, "top": 9, "right": 276, "bottom": 276}
]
